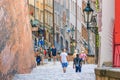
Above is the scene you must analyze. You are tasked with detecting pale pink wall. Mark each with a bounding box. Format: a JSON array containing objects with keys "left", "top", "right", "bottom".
[{"left": 99, "top": 0, "right": 115, "bottom": 67}]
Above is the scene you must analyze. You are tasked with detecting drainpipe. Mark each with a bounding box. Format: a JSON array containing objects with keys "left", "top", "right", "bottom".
[
  {"left": 53, "top": 0, "right": 55, "bottom": 45},
  {"left": 75, "top": 0, "right": 78, "bottom": 49},
  {"left": 43, "top": 0, "right": 45, "bottom": 40},
  {"left": 34, "top": 0, "right": 36, "bottom": 19}
]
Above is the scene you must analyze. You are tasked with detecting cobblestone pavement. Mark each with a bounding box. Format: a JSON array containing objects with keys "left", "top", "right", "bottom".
[{"left": 13, "top": 61, "right": 97, "bottom": 80}]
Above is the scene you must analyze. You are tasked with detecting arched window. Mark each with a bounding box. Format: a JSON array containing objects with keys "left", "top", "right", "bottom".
[
  {"left": 56, "top": 33, "right": 59, "bottom": 43},
  {"left": 60, "top": 36, "right": 63, "bottom": 49},
  {"left": 65, "top": 40, "right": 68, "bottom": 50},
  {"left": 65, "top": 40, "right": 69, "bottom": 52}
]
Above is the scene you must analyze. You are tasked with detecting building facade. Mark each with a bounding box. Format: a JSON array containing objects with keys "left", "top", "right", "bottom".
[
  {"left": 28, "top": 0, "right": 54, "bottom": 49},
  {"left": 81, "top": 0, "right": 88, "bottom": 53},
  {"left": 81, "top": 0, "right": 99, "bottom": 64},
  {"left": 98, "top": 0, "right": 114, "bottom": 67},
  {"left": 44, "top": 0, "right": 54, "bottom": 48},
  {"left": 54, "top": 0, "right": 70, "bottom": 53},
  {"left": 69, "top": 0, "right": 82, "bottom": 54}
]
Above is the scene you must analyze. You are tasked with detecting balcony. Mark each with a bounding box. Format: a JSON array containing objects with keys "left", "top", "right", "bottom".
[
  {"left": 32, "top": 27, "right": 38, "bottom": 32},
  {"left": 30, "top": 19, "right": 40, "bottom": 32}
]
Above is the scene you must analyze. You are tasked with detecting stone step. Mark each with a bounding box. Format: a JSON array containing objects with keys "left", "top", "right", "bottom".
[{"left": 13, "top": 62, "right": 97, "bottom": 80}]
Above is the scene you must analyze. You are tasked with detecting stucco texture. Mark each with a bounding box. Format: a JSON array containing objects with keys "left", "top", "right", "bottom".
[{"left": 0, "top": 0, "right": 35, "bottom": 80}]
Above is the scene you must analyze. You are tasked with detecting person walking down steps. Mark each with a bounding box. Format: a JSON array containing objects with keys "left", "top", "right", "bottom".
[
  {"left": 35, "top": 50, "right": 41, "bottom": 66},
  {"left": 60, "top": 49, "right": 69, "bottom": 73},
  {"left": 51, "top": 45, "right": 57, "bottom": 64},
  {"left": 73, "top": 54, "right": 82, "bottom": 73}
]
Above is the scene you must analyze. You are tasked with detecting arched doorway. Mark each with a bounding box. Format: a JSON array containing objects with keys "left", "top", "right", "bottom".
[
  {"left": 56, "top": 33, "right": 59, "bottom": 43},
  {"left": 60, "top": 36, "right": 63, "bottom": 49},
  {"left": 65, "top": 40, "right": 69, "bottom": 53}
]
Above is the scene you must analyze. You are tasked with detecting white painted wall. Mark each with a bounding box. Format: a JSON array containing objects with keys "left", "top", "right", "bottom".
[
  {"left": 99, "top": 0, "right": 114, "bottom": 66},
  {"left": 70, "top": 14, "right": 76, "bottom": 26},
  {"left": 69, "top": 0, "right": 82, "bottom": 33},
  {"left": 76, "top": 0, "right": 82, "bottom": 51},
  {"left": 77, "top": 0, "right": 82, "bottom": 32},
  {"left": 29, "top": 0, "right": 34, "bottom": 5},
  {"left": 69, "top": 0, "right": 76, "bottom": 26},
  {"left": 69, "top": 0, "right": 82, "bottom": 52}
]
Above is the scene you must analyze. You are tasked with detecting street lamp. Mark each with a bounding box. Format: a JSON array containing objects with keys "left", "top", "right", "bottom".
[
  {"left": 70, "top": 40, "right": 75, "bottom": 54},
  {"left": 70, "top": 26, "right": 75, "bottom": 54},
  {"left": 83, "top": 0, "right": 93, "bottom": 28},
  {"left": 71, "top": 27, "right": 75, "bottom": 38},
  {"left": 83, "top": 0, "right": 94, "bottom": 55}
]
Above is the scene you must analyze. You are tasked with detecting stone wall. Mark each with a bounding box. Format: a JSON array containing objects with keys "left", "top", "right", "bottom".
[
  {"left": 0, "top": 0, "right": 35, "bottom": 80},
  {"left": 87, "top": 56, "right": 95, "bottom": 64},
  {"left": 95, "top": 68, "right": 120, "bottom": 80}
]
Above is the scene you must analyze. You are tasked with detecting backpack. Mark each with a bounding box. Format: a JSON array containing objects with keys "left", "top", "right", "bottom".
[
  {"left": 74, "top": 58, "right": 82, "bottom": 67},
  {"left": 36, "top": 55, "right": 41, "bottom": 63}
]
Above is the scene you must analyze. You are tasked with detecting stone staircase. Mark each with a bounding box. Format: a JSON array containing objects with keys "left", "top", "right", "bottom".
[{"left": 13, "top": 62, "right": 97, "bottom": 80}]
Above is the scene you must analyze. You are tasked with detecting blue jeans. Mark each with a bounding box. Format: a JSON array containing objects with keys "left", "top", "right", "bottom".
[{"left": 75, "top": 66, "right": 81, "bottom": 72}]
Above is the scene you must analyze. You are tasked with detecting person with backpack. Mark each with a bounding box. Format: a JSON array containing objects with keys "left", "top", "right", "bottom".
[
  {"left": 73, "top": 54, "right": 82, "bottom": 72},
  {"left": 36, "top": 50, "right": 41, "bottom": 66}
]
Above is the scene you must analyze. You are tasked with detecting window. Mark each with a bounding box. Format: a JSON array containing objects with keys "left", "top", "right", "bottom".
[
  {"left": 35, "top": 8, "right": 39, "bottom": 20},
  {"left": 49, "top": 33, "right": 51, "bottom": 42},
  {"left": 50, "top": 14, "right": 53, "bottom": 26},
  {"left": 45, "top": 12, "right": 47, "bottom": 23},
  {"left": 54, "top": 13, "right": 57, "bottom": 24},
  {"left": 40, "top": 0, "right": 43, "bottom": 4},
  {"left": 56, "top": 33, "right": 59, "bottom": 43},
  {"left": 60, "top": 0, "right": 63, "bottom": 5},
  {"left": 40, "top": 11, "right": 43, "bottom": 23},
  {"left": 63, "top": 0, "right": 66, "bottom": 8},
  {"left": 71, "top": 0, "right": 73, "bottom": 12},
  {"left": 73, "top": 1, "right": 76, "bottom": 15},
  {"left": 58, "top": 15, "right": 61, "bottom": 26},
  {"left": 57, "top": 15, "right": 59, "bottom": 25},
  {"left": 77, "top": 6, "right": 81, "bottom": 21},
  {"left": 48, "top": 13, "right": 50, "bottom": 25},
  {"left": 65, "top": 41, "right": 68, "bottom": 51},
  {"left": 66, "top": 0, "right": 69, "bottom": 9},
  {"left": 47, "top": 0, "right": 53, "bottom": 7}
]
